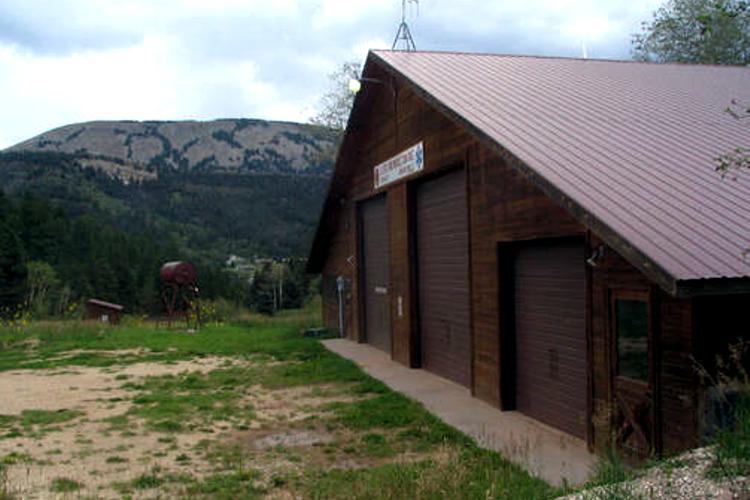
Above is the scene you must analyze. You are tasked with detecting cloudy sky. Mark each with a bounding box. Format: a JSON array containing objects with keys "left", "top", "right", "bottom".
[{"left": 0, "top": 0, "right": 663, "bottom": 149}]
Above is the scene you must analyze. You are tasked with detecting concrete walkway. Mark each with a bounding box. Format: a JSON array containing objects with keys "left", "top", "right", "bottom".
[{"left": 323, "top": 339, "right": 598, "bottom": 487}]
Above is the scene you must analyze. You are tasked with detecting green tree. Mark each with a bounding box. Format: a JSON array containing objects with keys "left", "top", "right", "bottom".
[
  {"left": 26, "top": 260, "right": 60, "bottom": 317},
  {"left": 0, "top": 223, "right": 27, "bottom": 315},
  {"left": 282, "top": 258, "right": 311, "bottom": 309},
  {"left": 633, "top": 0, "right": 750, "bottom": 64},
  {"left": 249, "top": 262, "right": 276, "bottom": 315},
  {"left": 311, "top": 61, "right": 362, "bottom": 130}
]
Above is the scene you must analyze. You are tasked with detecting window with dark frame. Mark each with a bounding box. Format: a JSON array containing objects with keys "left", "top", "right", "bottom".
[{"left": 615, "top": 297, "right": 649, "bottom": 383}]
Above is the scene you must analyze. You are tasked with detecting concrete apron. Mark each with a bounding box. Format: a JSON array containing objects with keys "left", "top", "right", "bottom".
[{"left": 323, "top": 339, "right": 597, "bottom": 487}]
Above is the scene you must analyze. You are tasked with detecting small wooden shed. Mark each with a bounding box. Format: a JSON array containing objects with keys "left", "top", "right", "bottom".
[
  {"left": 85, "top": 299, "right": 124, "bottom": 325},
  {"left": 307, "top": 50, "right": 750, "bottom": 459}
]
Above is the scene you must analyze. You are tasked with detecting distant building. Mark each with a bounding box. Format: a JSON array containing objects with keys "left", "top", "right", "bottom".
[{"left": 85, "top": 299, "right": 124, "bottom": 325}]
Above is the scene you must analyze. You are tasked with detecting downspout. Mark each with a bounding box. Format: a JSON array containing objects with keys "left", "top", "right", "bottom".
[{"left": 336, "top": 275, "right": 346, "bottom": 338}]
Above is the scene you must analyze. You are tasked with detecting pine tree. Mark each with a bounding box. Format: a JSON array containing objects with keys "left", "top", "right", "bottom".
[{"left": 0, "top": 222, "right": 27, "bottom": 315}]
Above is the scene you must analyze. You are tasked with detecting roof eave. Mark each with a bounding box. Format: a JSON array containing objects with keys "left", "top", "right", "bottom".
[{"left": 675, "top": 277, "right": 750, "bottom": 298}]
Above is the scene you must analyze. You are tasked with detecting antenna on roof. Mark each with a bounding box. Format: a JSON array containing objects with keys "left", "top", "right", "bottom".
[{"left": 392, "top": 0, "right": 418, "bottom": 51}]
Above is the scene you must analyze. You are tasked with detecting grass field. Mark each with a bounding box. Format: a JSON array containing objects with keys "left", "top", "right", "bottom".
[{"left": 0, "top": 303, "right": 560, "bottom": 499}]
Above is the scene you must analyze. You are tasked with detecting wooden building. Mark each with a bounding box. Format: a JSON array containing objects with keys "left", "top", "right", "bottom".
[
  {"left": 85, "top": 298, "right": 124, "bottom": 325},
  {"left": 307, "top": 51, "right": 750, "bottom": 458}
]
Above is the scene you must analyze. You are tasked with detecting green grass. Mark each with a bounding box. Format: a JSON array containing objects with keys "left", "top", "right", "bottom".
[
  {"left": 2, "top": 452, "right": 32, "bottom": 465},
  {"left": 114, "top": 466, "right": 263, "bottom": 498},
  {"left": 185, "top": 470, "right": 263, "bottom": 499},
  {"left": 49, "top": 477, "right": 82, "bottom": 493},
  {"left": 0, "top": 409, "right": 82, "bottom": 439},
  {"left": 305, "top": 448, "right": 554, "bottom": 499},
  {"left": 132, "top": 471, "right": 164, "bottom": 489},
  {"left": 0, "top": 305, "right": 559, "bottom": 499},
  {"left": 360, "top": 433, "right": 395, "bottom": 458},
  {"left": 709, "top": 395, "right": 750, "bottom": 479},
  {"left": 20, "top": 409, "right": 82, "bottom": 428},
  {"left": 0, "top": 307, "right": 322, "bottom": 372}
]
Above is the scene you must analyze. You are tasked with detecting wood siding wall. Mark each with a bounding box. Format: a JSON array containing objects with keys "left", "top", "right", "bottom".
[{"left": 319, "top": 71, "right": 701, "bottom": 453}]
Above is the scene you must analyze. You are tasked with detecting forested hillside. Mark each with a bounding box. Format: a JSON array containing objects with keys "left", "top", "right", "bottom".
[
  {"left": 0, "top": 152, "right": 330, "bottom": 260},
  {"left": 0, "top": 118, "right": 338, "bottom": 317},
  {"left": 0, "top": 192, "right": 211, "bottom": 315}
]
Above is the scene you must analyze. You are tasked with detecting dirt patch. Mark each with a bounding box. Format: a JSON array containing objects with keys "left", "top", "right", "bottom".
[
  {"left": 0, "top": 358, "right": 382, "bottom": 498},
  {"left": 0, "top": 357, "right": 244, "bottom": 498},
  {"left": 0, "top": 356, "right": 229, "bottom": 415},
  {"left": 252, "top": 430, "right": 336, "bottom": 449}
]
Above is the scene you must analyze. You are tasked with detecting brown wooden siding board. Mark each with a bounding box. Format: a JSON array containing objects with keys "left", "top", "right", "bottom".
[{"left": 388, "top": 184, "right": 413, "bottom": 365}]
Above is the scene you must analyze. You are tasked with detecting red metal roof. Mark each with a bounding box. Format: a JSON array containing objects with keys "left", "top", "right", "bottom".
[{"left": 372, "top": 50, "right": 750, "bottom": 285}]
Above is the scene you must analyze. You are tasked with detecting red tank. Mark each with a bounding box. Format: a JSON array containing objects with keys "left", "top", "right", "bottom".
[{"left": 160, "top": 261, "right": 197, "bottom": 286}]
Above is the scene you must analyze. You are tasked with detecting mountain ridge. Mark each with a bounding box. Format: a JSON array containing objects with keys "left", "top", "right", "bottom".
[
  {"left": 0, "top": 117, "right": 339, "bottom": 261},
  {"left": 6, "top": 118, "right": 339, "bottom": 177}
]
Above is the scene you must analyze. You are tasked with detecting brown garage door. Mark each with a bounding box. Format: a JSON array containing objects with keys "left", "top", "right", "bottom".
[
  {"left": 360, "top": 195, "right": 391, "bottom": 353},
  {"left": 514, "top": 238, "right": 586, "bottom": 439},
  {"left": 416, "top": 169, "right": 471, "bottom": 387}
]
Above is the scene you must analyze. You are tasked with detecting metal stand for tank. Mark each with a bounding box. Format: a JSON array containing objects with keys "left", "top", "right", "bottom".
[
  {"left": 159, "top": 261, "right": 201, "bottom": 330},
  {"left": 161, "top": 283, "right": 201, "bottom": 330}
]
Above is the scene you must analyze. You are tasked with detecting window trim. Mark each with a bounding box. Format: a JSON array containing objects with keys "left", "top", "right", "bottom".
[{"left": 610, "top": 288, "right": 653, "bottom": 387}]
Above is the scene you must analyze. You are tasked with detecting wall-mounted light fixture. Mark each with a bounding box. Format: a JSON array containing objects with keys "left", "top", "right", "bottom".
[
  {"left": 348, "top": 77, "right": 395, "bottom": 95},
  {"left": 586, "top": 245, "right": 606, "bottom": 267}
]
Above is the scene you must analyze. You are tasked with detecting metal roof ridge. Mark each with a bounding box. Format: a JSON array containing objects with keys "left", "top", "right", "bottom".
[{"left": 371, "top": 49, "right": 750, "bottom": 70}]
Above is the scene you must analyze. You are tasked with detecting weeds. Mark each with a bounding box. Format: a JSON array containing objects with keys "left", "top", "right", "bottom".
[
  {"left": 49, "top": 477, "right": 81, "bottom": 492},
  {"left": 694, "top": 339, "right": 750, "bottom": 494},
  {"left": 708, "top": 393, "right": 750, "bottom": 483},
  {"left": 306, "top": 447, "right": 556, "bottom": 499},
  {"left": 0, "top": 462, "right": 10, "bottom": 500},
  {"left": 132, "top": 471, "right": 164, "bottom": 489},
  {"left": 1, "top": 453, "right": 31, "bottom": 466},
  {"left": 579, "top": 449, "right": 642, "bottom": 500},
  {"left": 185, "top": 469, "right": 262, "bottom": 498}
]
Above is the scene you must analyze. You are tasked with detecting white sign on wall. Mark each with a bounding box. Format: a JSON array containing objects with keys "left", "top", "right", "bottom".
[{"left": 373, "top": 142, "right": 424, "bottom": 189}]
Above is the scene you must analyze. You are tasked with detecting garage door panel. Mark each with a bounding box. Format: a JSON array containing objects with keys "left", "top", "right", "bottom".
[
  {"left": 417, "top": 169, "right": 471, "bottom": 388},
  {"left": 360, "top": 196, "right": 391, "bottom": 354},
  {"left": 514, "top": 238, "right": 586, "bottom": 439}
]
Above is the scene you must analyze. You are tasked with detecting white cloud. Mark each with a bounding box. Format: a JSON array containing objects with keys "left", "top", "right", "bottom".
[
  {"left": 351, "top": 37, "right": 390, "bottom": 61},
  {"left": 0, "top": 34, "right": 313, "bottom": 147},
  {"left": 311, "top": 0, "right": 392, "bottom": 30},
  {"left": 0, "top": 0, "right": 666, "bottom": 149}
]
